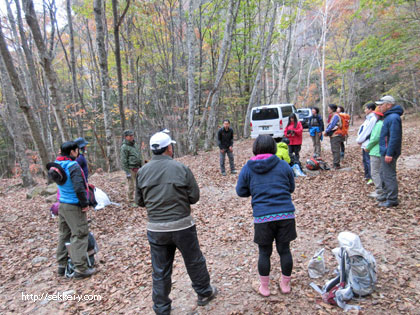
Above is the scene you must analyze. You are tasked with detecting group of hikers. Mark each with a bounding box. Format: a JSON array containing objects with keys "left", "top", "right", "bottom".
[
  {"left": 306, "top": 95, "right": 403, "bottom": 208},
  {"left": 47, "top": 95, "right": 403, "bottom": 314}
]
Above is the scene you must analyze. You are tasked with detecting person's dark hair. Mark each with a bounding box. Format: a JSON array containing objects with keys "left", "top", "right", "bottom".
[
  {"left": 252, "top": 135, "right": 277, "bottom": 155},
  {"left": 312, "top": 107, "right": 320, "bottom": 114},
  {"left": 274, "top": 137, "right": 282, "bottom": 143},
  {"left": 287, "top": 113, "right": 298, "bottom": 128},
  {"left": 366, "top": 102, "right": 376, "bottom": 111},
  {"left": 152, "top": 146, "right": 168, "bottom": 155},
  {"left": 60, "top": 141, "right": 79, "bottom": 157},
  {"left": 338, "top": 106, "right": 345, "bottom": 113},
  {"left": 328, "top": 104, "right": 337, "bottom": 112},
  {"left": 223, "top": 119, "right": 230, "bottom": 124}
]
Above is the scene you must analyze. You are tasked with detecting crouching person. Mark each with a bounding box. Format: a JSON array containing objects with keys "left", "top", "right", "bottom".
[
  {"left": 136, "top": 131, "right": 217, "bottom": 315},
  {"left": 54, "top": 141, "right": 95, "bottom": 279}
]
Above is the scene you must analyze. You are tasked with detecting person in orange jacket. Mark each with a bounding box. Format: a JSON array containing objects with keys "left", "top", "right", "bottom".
[{"left": 284, "top": 113, "right": 303, "bottom": 167}]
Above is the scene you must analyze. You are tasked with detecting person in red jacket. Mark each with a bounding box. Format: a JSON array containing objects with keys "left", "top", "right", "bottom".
[{"left": 284, "top": 113, "right": 303, "bottom": 167}]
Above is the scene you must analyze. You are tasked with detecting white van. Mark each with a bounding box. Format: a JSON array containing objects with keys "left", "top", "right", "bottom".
[{"left": 250, "top": 104, "right": 297, "bottom": 138}]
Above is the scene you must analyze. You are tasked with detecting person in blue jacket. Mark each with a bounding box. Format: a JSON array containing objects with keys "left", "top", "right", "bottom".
[
  {"left": 74, "top": 137, "right": 89, "bottom": 181},
  {"left": 55, "top": 141, "right": 96, "bottom": 279},
  {"left": 308, "top": 107, "right": 324, "bottom": 158},
  {"left": 236, "top": 135, "right": 296, "bottom": 297},
  {"left": 375, "top": 95, "right": 404, "bottom": 207}
]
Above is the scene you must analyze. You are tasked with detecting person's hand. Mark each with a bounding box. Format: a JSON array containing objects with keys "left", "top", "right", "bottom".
[
  {"left": 229, "top": 146, "right": 233, "bottom": 152},
  {"left": 364, "top": 148, "right": 369, "bottom": 153},
  {"left": 82, "top": 207, "right": 89, "bottom": 212},
  {"left": 126, "top": 173, "right": 131, "bottom": 179},
  {"left": 385, "top": 155, "right": 393, "bottom": 163},
  {"left": 220, "top": 149, "right": 225, "bottom": 153}
]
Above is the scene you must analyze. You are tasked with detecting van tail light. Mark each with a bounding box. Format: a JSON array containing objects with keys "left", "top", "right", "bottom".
[
  {"left": 250, "top": 122, "right": 253, "bottom": 131},
  {"left": 279, "top": 120, "right": 283, "bottom": 129}
]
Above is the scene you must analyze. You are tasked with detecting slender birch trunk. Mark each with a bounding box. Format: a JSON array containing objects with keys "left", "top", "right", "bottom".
[
  {"left": 0, "top": 24, "right": 50, "bottom": 172},
  {"left": 203, "top": 0, "right": 240, "bottom": 150},
  {"left": 94, "top": 0, "right": 117, "bottom": 171},
  {"left": 22, "top": 0, "right": 70, "bottom": 142},
  {"left": 243, "top": 1, "right": 278, "bottom": 138},
  {"left": 0, "top": 56, "right": 36, "bottom": 187},
  {"left": 187, "top": 0, "right": 197, "bottom": 154}
]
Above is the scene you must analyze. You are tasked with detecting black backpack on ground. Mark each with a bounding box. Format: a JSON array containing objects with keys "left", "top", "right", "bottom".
[{"left": 65, "top": 232, "right": 99, "bottom": 278}]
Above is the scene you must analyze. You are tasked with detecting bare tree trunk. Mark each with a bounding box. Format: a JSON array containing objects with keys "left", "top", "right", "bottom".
[
  {"left": 12, "top": 0, "right": 51, "bottom": 148},
  {"left": 112, "top": 0, "right": 131, "bottom": 132},
  {"left": 22, "top": 0, "right": 70, "bottom": 142},
  {"left": 319, "top": 0, "right": 329, "bottom": 122},
  {"left": 94, "top": 0, "right": 117, "bottom": 171},
  {"left": 203, "top": 0, "right": 240, "bottom": 150},
  {"left": 411, "top": 69, "right": 419, "bottom": 111},
  {"left": 293, "top": 51, "right": 305, "bottom": 104},
  {"left": 281, "top": 2, "right": 302, "bottom": 103},
  {"left": 243, "top": 1, "right": 278, "bottom": 138},
  {"left": 187, "top": 0, "right": 197, "bottom": 154},
  {"left": 0, "top": 23, "right": 50, "bottom": 173},
  {"left": 66, "top": 0, "right": 84, "bottom": 137},
  {"left": 0, "top": 56, "right": 36, "bottom": 187},
  {"left": 125, "top": 15, "right": 137, "bottom": 130}
]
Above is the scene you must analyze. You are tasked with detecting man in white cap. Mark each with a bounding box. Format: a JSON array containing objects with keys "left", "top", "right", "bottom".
[
  {"left": 136, "top": 130, "right": 217, "bottom": 315},
  {"left": 375, "top": 95, "right": 403, "bottom": 207}
]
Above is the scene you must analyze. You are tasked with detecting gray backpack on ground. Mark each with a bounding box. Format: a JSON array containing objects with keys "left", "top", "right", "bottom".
[{"left": 332, "top": 231, "right": 377, "bottom": 297}]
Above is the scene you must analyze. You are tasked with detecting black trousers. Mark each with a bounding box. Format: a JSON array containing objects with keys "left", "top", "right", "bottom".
[
  {"left": 147, "top": 226, "right": 212, "bottom": 315},
  {"left": 288, "top": 145, "right": 302, "bottom": 166}
]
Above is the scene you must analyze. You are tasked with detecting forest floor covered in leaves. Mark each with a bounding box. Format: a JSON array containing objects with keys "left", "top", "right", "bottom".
[{"left": 1, "top": 115, "right": 419, "bottom": 315}]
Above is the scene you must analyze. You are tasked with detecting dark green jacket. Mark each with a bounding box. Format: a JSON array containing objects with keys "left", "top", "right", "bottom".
[
  {"left": 135, "top": 155, "right": 200, "bottom": 223},
  {"left": 120, "top": 139, "right": 142, "bottom": 174}
]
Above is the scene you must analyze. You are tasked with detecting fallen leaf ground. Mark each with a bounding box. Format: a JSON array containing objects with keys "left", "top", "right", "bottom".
[{"left": 1, "top": 115, "right": 419, "bottom": 315}]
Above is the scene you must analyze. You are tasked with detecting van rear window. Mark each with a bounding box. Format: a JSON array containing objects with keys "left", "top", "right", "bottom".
[
  {"left": 252, "top": 108, "right": 279, "bottom": 120},
  {"left": 281, "top": 106, "right": 294, "bottom": 118}
]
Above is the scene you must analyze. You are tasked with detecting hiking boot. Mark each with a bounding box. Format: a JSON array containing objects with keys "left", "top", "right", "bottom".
[
  {"left": 376, "top": 195, "right": 386, "bottom": 202},
  {"left": 231, "top": 170, "right": 237, "bottom": 174},
  {"left": 58, "top": 266, "right": 66, "bottom": 277},
  {"left": 367, "top": 179, "right": 374, "bottom": 185},
  {"left": 197, "top": 286, "right": 218, "bottom": 306},
  {"left": 221, "top": 172, "right": 227, "bottom": 176},
  {"left": 74, "top": 268, "right": 96, "bottom": 279},
  {"left": 378, "top": 201, "right": 399, "bottom": 208}
]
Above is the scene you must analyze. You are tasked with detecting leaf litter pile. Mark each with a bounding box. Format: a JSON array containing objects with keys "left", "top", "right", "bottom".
[{"left": 0, "top": 116, "right": 419, "bottom": 314}]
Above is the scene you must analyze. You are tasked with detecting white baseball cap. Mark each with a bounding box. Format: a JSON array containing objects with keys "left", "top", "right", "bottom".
[
  {"left": 150, "top": 131, "right": 176, "bottom": 150},
  {"left": 375, "top": 95, "right": 395, "bottom": 105}
]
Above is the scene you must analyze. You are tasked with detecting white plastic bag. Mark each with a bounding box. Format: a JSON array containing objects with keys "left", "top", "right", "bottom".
[
  {"left": 308, "top": 248, "right": 327, "bottom": 278},
  {"left": 94, "top": 187, "right": 111, "bottom": 210},
  {"left": 292, "top": 164, "right": 306, "bottom": 177}
]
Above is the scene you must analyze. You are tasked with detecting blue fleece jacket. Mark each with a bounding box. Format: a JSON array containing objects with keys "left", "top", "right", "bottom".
[
  {"left": 56, "top": 159, "right": 89, "bottom": 207},
  {"left": 236, "top": 155, "right": 295, "bottom": 217},
  {"left": 379, "top": 105, "right": 404, "bottom": 158}
]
